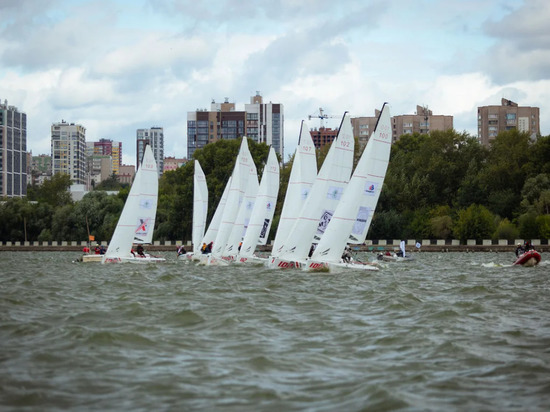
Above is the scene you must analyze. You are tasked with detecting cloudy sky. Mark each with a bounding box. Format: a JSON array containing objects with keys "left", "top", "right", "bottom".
[{"left": 1, "top": 0, "right": 549, "bottom": 165}]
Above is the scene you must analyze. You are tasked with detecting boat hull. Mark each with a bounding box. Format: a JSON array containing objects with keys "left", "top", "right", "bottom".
[
  {"left": 81, "top": 254, "right": 103, "bottom": 262},
  {"left": 102, "top": 255, "right": 166, "bottom": 264},
  {"left": 306, "top": 260, "right": 379, "bottom": 272},
  {"left": 235, "top": 256, "right": 268, "bottom": 265},
  {"left": 267, "top": 257, "right": 304, "bottom": 269},
  {"left": 513, "top": 250, "right": 541, "bottom": 266}
]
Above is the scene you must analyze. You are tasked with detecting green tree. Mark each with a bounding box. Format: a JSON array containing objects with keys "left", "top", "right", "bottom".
[
  {"left": 35, "top": 174, "right": 73, "bottom": 207},
  {"left": 492, "top": 218, "right": 519, "bottom": 241},
  {"left": 453, "top": 204, "right": 495, "bottom": 242}
]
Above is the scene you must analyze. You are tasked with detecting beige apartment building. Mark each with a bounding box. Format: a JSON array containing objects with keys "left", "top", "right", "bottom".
[
  {"left": 477, "top": 98, "right": 540, "bottom": 146},
  {"left": 351, "top": 105, "right": 453, "bottom": 150}
]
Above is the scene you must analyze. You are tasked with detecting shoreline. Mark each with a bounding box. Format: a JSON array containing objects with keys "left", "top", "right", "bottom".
[{"left": 1, "top": 243, "right": 548, "bottom": 253}]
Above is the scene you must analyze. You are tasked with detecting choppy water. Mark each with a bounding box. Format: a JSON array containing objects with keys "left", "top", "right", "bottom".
[{"left": 1, "top": 251, "right": 549, "bottom": 411}]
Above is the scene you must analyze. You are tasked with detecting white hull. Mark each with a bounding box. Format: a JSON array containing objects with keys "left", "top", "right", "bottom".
[
  {"left": 102, "top": 255, "right": 166, "bottom": 264},
  {"left": 266, "top": 256, "right": 305, "bottom": 269},
  {"left": 81, "top": 254, "right": 103, "bottom": 262},
  {"left": 306, "top": 259, "right": 379, "bottom": 272},
  {"left": 235, "top": 256, "right": 268, "bottom": 265},
  {"left": 197, "top": 254, "right": 231, "bottom": 266}
]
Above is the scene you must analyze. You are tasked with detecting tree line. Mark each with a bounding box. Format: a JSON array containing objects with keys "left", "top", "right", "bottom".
[{"left": 1, "top": 129, "right": 549, "bottom": 244}]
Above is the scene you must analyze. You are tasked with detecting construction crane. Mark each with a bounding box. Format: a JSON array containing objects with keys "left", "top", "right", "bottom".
[{"left": 308, "top": 107, "right": 339, "bottom": 129}]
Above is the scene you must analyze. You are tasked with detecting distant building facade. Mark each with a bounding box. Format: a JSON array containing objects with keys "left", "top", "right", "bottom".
[
  {"left": 163, "top": 156, "right": 187, "bottom": 172},
  {"left": 351, "top": 108, "right": 383, "bottom": 151},
  {"left": 477, "top": 98, "right": 540, "bottom": 146},
  {"left": 309, "top": 127, "right": 339, "bottom": 150},
  {"left": 187, "top": 94, "right": 284, "bottom": 159},
  {"left": 0, "top": 99, "right": 27, "bottom": 197},
  {"left": 391, "top": 105, "right": 453, "bottom": 143},
  {"left": 245, "top": 92, "right": 284, "bottom": 158},
  {"left": 51, "top": 121, "right": 86, "bottom": 184},
  {"left": 30, "top": 154, "right": 52, "bottom": 185},
  {"left": 91, "top": 138, "right": 122, "bottom": 175},
  {"left": 137, "top": 127, "right": 164, "bottom": 177},
  {"left": 87, "top": 155, "right": 113, "bottom": 186},
  {"left": 118, "top": 164, "right": 136, "bottom": 185}
]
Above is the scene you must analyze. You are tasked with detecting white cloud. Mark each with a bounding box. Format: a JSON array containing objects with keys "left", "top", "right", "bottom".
[{"left": 1, "top": 0, "right": 549, "bottom": 165}]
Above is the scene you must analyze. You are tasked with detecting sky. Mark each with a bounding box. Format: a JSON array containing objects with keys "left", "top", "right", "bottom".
[{"left": 1, "top": 0, "right": 550, "bottom": 165}]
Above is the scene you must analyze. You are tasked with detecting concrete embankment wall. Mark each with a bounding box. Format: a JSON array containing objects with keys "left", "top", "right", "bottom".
[{"left": 1, "top": 239, "right": 548, "bottom": 253}]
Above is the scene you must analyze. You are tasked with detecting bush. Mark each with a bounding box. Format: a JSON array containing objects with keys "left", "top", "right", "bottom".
[{"left": 492, "top": 218, "right": 519, "bottom": 241}]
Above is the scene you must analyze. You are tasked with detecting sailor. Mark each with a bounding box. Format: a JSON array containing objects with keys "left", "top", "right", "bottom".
[
  {"left": 204, "top": 242, "right": 213, "bottom": 254},
  {"left": 177, "top": 245, "right": 186, "bottom": 256},
  {"left": 524, "top": 241, "right": 534, "bottom": 252},
  {"left": 515, "top": 243, "right": 525, "bottom": 257},
  {"left": 136, "top": 244, "right": 145, "bottom": 257},
  {"left": 201, "top": 243, "right": 207, "bottom": 254},
  {"left": 342, "top": 245, "right": 352, "bottom": 263}
]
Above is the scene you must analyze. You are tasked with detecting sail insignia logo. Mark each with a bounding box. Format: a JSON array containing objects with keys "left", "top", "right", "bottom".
[{"left": 364, "top": 181, "right": 377, "bottom": 196}]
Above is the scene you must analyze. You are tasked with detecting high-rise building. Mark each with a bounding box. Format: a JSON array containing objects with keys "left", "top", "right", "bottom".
[
  {"left": 477, "top": 98, "right": 540, "bottom": 146},
  {"left": 137, "top": 127, "right": 164, "bottom": 176},
  {"left": 0, "top": 99, "right": 27, "bottom": 197},
  {"left": 187, "top": 94, "right": 284, "bottom": 159},
  {"left": 245, "top": 92, "right": 284, "bottom": 158},
  {"left": 91, "top": 138, "right": 122, "bottom": 175},
  {"left": 51, "top": 121, "right": 86, "bottom": 184}
]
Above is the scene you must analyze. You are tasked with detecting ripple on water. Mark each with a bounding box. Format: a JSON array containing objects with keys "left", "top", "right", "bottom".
[{"left": 1, "top": 251, "right": 549, "bottom": 411}]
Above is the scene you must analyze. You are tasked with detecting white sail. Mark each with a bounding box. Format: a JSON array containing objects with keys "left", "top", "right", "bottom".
[
  {"left": 211, "top": 137, "right": 253, "bottom": 256},
  {"left": 271, "top": 121, "right": 317, "bottom": 258},
  {"left": 310, "top": 103, "right": 392, "bottom": 264},
  {"left": 201, "top": 176, "right": 230, "bottom": 248},
  {"left": 223, "top": 161, "right": 259, "bottom": 258},
  {"left": 192, "top": 160, "right": 208, "bottom": 255},
  {"left": 277, "top": 113, "right": 355, "bottom": 264},
  {"left": 103, "top": 145, "right": 161, "bottom": 263},
  {"left": 239, "top": 147, "right": 280, "bottom": 258}
]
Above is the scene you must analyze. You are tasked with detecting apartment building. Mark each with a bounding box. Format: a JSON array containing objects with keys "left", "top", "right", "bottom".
[
  {"left": 91, "top": 138, "right": 122, "bottom": 175},
  {"left": 51, "top": 120, "right": 86, "bottom": 185},
  {"left": 187, "top": 94, "right": 284, "bottom": 159},
  {"left": 137, "top": 127, "right": 164, "bottom": 177},
  {"left": 477, "top": 98, "right": 540, "bottom": 146},
  {"left": 0, "top": 99, "right": 27, "bottom": 197}
]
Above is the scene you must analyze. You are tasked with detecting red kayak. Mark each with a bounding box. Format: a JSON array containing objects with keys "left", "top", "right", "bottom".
[{"left": 513, "top": 250, "right": 542, "bottom": 266}]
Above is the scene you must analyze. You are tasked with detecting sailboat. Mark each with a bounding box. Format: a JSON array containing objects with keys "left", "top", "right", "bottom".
[
  {"left": 102, "top": 144, "right": 165, "bottom": 264},
  {"left": 306, "top": 103, "right": 392, "bottom": 272},
  {"left": 269, "top": 121, "right": 317, "bottom": 260},
  {"left": 268, "top": 113, "right": 355, "bottom": 269},
  {"left": 222, "top": 155, "right": 259, "bottom": 261},
  {"left": 237, "top": 146, "right": 280, "bottom": 264},
  {"left": 378, "top": 240, "right": 415, "bottom": 262},
  {"left": 181, "top": 160, "right": 208, "bottom": 260},
  {"left": 205, "top": 137, "right": 254, "bottom": 266}
]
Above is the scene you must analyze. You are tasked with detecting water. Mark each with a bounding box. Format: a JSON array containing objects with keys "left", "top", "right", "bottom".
[{"left": 1, "top": 251, "right": 549, "bottom": 411}]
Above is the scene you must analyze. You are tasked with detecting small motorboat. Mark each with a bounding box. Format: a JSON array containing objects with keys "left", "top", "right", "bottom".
[{"left": 513, "top": 250, "right": 542, "bottom": 267}]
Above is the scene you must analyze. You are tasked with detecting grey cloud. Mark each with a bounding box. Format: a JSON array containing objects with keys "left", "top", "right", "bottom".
[{"left": 482, "top": 0, "right": 550, "bottom": 82}]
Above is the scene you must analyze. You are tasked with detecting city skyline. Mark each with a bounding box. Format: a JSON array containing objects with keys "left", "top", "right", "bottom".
[{"left": 1, "top": 0, "right": 549, "bottom": 165}]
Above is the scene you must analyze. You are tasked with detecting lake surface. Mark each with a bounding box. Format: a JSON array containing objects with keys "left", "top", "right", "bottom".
[{"left": 1, "top": 251, "right": 549, "bottom": 411}]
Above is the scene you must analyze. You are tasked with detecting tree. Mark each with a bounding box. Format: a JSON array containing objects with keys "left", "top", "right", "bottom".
[
  {"left": 453, "top": 204, "right": 495, "bottom": 242},
  {"left": 35, "top": 174, "right": 73, "bottom": 207}
]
